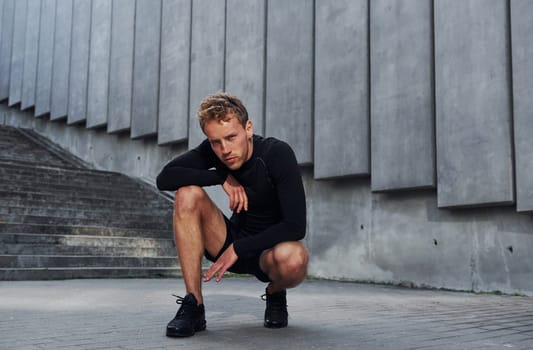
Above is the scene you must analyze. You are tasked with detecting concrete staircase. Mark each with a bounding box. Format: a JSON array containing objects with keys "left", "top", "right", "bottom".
[{"left": 0, "top": 125, "right": 180, "bottom": 280}]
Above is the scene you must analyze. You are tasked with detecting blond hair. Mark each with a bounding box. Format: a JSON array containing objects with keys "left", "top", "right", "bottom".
[{"left": 197, "top": 93, "right": 248, "bottom": 130}]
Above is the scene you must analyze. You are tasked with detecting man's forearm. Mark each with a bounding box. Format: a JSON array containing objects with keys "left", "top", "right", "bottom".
[
  {"left": 232, "top": 221, "right": 306, "bottom": 259},
  {"left": 156, "top": 167, "right": 224, "bottom": 191}
]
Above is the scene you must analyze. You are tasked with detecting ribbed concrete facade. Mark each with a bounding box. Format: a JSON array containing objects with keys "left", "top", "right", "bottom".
[{"left": 1, "top": 0, "right": 532, "bottom": 295}]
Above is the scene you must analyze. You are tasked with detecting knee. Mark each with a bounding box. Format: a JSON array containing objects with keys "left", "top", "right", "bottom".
[
  {"left": 174, "top": 186, "right": 207, "bottom": 214},
  {"left": 272, "top": 242, "right": 309, "bottom": 277}
]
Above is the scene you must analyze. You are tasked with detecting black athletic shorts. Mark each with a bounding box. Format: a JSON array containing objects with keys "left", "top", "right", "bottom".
[{"left": 204, "top": 216, "right": 271, "bottom": 283}]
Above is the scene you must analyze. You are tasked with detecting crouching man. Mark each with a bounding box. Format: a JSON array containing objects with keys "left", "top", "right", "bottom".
[{"left": 156, "top": 93, "right": 309, "bottom": 337}]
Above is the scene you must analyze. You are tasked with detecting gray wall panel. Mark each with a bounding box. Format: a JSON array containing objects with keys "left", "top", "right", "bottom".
[
  {"left": 131, "top": 0, "right": 161, "bottom": 139},
  {"left": 35, "top": 0, "right": 56, "bottom": 117},
  {"left": 266, "top": 0, "right": 313, "bottom": 164},
  {"left": 435, "top": 0, "right": 514, "bottom": 207},
  {"left": 0, "top": 0, "right": 13, "bottom": 100},
  {"left": 21, "top": 0, "right": 41, "bottom": 110},
  {"left": 225, "top": 0, "right": 265, "bottom": 136},
  {"left": 370, "top": 0, "right": 434, "bottom": 190},
  {"left": 315, "top": 0, "right": 368, "bottom": 178},
  {"left": 8, "top": 0, "right": 27, "bottom": 106},
  {"left": 68, "top": 0, "right": 91, "bottom": 124},
  {"left": 188, "top": 0, "right": 225, "bottom": 148},
  {"left": 511, "top": 0, "right": 533, "bottom": 212},
  {"left": 87, "top": 0, "right": 111, "bottom": 128},
  {"left": 0, "top": 1, "right": 3, "bottom": 63},
  {"left": 158, "top": 0, "right": 191, "bottom": 144},
  {"left": 107, "top": 0, "right": 134, "bottom": 133},
  {"left": 0, "top": 0, "right": 3, "bottom": 56},
  {"left": 50, "top": 0, "right": 71, "bottom": 120}
]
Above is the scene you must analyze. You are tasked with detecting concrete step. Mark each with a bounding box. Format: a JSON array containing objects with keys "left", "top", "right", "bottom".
[
  {"left": 0, "top": 183, "right": 161, "bottom": 199},
  {"left": 0, "top": 204, "right": 173, "bottom": 221},
  {"left": 0, "top": 267, "right": 182, "bottom": 280},
  {"left": 0, "top": 172, "right": 144, "bottom": 192},
  {"left": 0, "top": 255, "right": 178, "bottom": 269},
  {"left": 0, "top": 160, "right": 112, "bottom": 178},
  {"left": 0, "top": 190, "right": 172, "bottom": 209},
  {"left": 1, "top": 215, "right": 173, "bottom": 231},
  {"left": 0, "top": 233, "right": 176, "bottom": 256},
  {"left": 0, "top": 194, "right": 172, "bottom": 212},
  {"left": 0, "top": 159, "right": 113, "bottom": 175},
  {"left": 0, "top": 164, "right": 150, "bottom": 193},
  {"left": 0, "top": 158, "right": 79, "bottom": 172},
  {"left": 0, "top": 149, "right": 72, "bottom": 168},
  {"left": 1, "top": 243, "right": 175, "bottom": 257},
  {"left": 0, "top": 166, "right": 146, "bottom": 189},
  {"left": 0, "top": 223, "right": 170, "bottom": 238},
  {"left": 0, "top": 154, "right": 70, "bottom": 168}
]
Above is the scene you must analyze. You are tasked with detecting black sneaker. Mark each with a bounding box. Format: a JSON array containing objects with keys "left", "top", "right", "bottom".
[
  {"left": 166, "top": 293, "right": 206, "bottom": 337},
  {"left": 262, "top": 289, "right": 288, "bottom": 328}
]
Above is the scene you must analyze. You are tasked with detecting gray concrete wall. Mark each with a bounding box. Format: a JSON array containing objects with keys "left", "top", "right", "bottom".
[
  {"left": 0, "top": 0, "right": 14, "bottom": 101},
  {"left": 20, "top": 0, "right": 40, "bottom": 110},
  {"left": 50, "top": 0, "right": 69, "bottom": 120},
  {"left": 315, "top": 0, "right": 369, "bottom": 179},
  {"left": 8, "top": 0, "right": 27, "bottom": 106},
  {"left": 158, "top": 0, "right": 191, "bottom": 145},
  {"left": 107, "top": 0, "right": 134, "bottom": 133},
  {"left": 35, "top": 0, "right": 55, "bottom": 117},
  {"left": 265, "top": 0, "right": 313, "bottom": 164},
  {"left": 370, "top": 0, "right": 435, "bottom": 191},
  {"left": 511, "top": 0, "right": 533, "bottom": 212},
  {"left": 1, "top": 0, "right": 533, "bottom": 295},
  {"left": 225, "top": 0, "right": 265, "bottom": 136},
  {"left": 188, "top": 0, "right": 225, "bottom": 149},
  {"left": 86, "top": 0, "right": 111, "bottom": 129},
  {"left": 434, "top": 0, "right": 514, "bottom": 208},
  {"left": 0, "top": 0, "right": 3, "bottom": 99},
  {"left": 68, "top": 0, "right": 91, "bottom": 125},
  {"left": 131, "top": 0, "right": 161, "bottom": 139},
  {"left": 305, "top": 175, "right": 533, "bottom": 295}
]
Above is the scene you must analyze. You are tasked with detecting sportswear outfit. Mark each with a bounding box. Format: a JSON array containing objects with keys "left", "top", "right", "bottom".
[
  {"left": 157, "top": 135, "right": 306, "bottom": 335},
  {"left": 156, "top": 135, "right": 307, "bottom": 278}
]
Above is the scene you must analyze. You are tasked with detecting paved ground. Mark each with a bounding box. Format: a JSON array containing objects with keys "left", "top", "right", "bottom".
[{"left": 1, "top": 277, "right": 532, "bottom": 350}]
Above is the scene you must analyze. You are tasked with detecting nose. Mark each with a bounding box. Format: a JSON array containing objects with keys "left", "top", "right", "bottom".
[{"left": 220, "top": 141, "right": 230, "bottom": 155}]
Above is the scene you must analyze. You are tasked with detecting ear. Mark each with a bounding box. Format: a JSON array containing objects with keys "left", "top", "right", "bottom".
[{"left": 245, "top": 120, "right": 253, "bottom": 138}]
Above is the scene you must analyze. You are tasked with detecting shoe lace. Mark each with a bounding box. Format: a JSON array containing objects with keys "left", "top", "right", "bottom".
[
  {"left": 261, "top": 293, "right": 286, "bottom": 313},
  {"left": 172, "top": 294, "right": 196, "bottom": 316},
  {"left": 172, "top": 294, "right": 185, "bottom": 304}
]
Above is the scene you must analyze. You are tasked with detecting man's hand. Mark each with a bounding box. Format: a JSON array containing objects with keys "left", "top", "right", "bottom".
[
  {"left": 204, "top": 244, "right": 238, "bottom": 283},
  {"left": 222, "top": 174, "right": 248, "bottom": 213}
]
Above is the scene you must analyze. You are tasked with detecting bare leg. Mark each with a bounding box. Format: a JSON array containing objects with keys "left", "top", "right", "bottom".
[
  {"left": 173, "top": 186, "right": 227, "bottom": 305},
  {"left": 259, "top": 241, "right": 309, "bottom": 294}
]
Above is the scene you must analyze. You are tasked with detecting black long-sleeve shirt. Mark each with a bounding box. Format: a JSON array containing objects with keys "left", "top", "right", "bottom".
[{"left": 156, "top": 135, "right": 306, "bottom": 258}]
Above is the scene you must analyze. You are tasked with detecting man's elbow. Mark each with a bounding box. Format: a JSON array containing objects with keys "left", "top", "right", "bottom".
[
  {"left": 156, "top": 173, "right": 168, "bottom": 191},
  {"left": 289, "top": 221, "right": 306, "bottom": 240},
  {"left": 296, "top": 227, "right": 306, "bottom": 240}
]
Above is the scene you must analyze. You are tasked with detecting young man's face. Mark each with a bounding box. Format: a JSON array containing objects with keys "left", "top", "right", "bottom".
[{"left": 203, "top": 114, "right": 253, "bottom": 170}]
